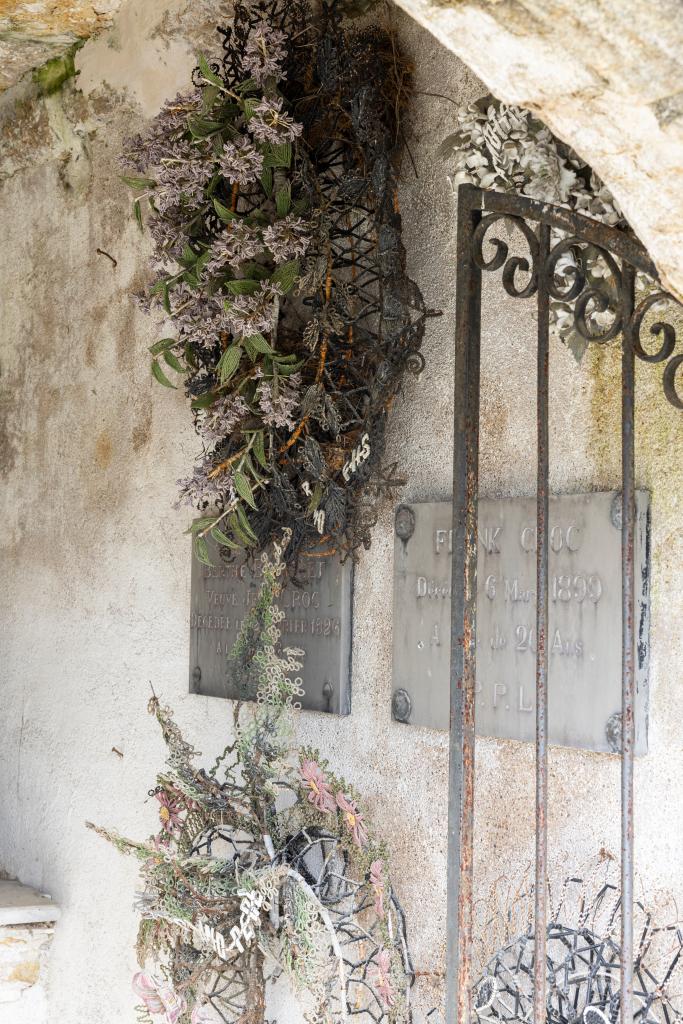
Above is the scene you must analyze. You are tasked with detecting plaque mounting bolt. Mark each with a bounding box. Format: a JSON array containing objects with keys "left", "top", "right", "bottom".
[
  {"left": 191, "top": 665, "right": 202, "bottom": 688},
  {"left": 605, "top": 711, "right": 622, "bottom": 753},
  {"left": 392, "top": 688, "right": 412, "bottom": 724},
  {"left": 395, "top": 505, "right": 415, "bottom": 542}
]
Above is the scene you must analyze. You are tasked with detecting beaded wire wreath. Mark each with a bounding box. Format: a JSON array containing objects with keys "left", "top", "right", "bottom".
[
  {"left": 88, "top": 532, "right": 414, "bottom": 1024},
  {"left": 123, "top": 0, "right": 427, "bottom": 569}
]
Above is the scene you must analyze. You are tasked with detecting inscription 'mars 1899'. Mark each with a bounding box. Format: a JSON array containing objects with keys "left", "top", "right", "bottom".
[
  {"left": 189, "top": 539, "right": 353, "bottom": 716},
  {"left": 392, "top": 494, "right": 650, "bottom": 753}
]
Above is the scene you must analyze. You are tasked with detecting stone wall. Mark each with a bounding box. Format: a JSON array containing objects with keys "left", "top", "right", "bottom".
[{"left": 1, "top": 1, "right": 682, "bottom": 1021}]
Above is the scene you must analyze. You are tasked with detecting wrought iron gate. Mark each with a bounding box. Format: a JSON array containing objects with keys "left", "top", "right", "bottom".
[{"left": 447, "top": 185, "right": 683, "bottom": 1024}]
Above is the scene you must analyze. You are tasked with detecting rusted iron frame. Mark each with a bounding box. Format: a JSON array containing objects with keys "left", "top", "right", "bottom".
[
  {"left": 447, "top": 184, "right": 669, "bottom": 1024},
  {"left": 448, "top": 183, "right": 481, "bottom": 1024},
  {"left": 621, "top": 263, "right": 637, "bottom": 1024},
  {"left": 534, "top": 222, "right": 551, "bottom": 1024}
]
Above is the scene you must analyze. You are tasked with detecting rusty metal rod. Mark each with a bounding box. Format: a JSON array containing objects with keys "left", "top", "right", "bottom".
[
  {"left": 534, "top": 222, "right": 550, "bottom": 1024},
  {"left": 447, "top": 183, "right": 482, "bottom": 1024},
  {"left": 621, "top": 263, "right": 636, "bottom": 1024}
]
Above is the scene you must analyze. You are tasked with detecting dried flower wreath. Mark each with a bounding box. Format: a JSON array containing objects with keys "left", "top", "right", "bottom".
[
  {"left": 123, "top": 0, "right": 426, "bottom": 567},
  {"left": 89, "top": 532, "right": 414, "bottom": 1024}
]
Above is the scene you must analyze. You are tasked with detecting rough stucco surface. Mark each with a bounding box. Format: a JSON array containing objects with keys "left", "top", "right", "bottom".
[
  {"left": 392, "top": 0, "right": 683, "bottom": 306},
  {"left": 1, "top": 1, "right": 683, "bottom": 1022}
]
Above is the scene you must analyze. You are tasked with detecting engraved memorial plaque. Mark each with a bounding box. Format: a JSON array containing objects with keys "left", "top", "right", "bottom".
[
  {"left": 190, "top": 538, "right": 352, "bottom": 715},
  {"left": 392, "top": 493, "right": 650, "bottom": 753}
]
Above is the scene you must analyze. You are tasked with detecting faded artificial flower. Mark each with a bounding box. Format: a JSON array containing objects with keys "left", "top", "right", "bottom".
[
  {"left": 372, "top": 949, "right": 395, "bottom": 1008},
  {"left": 132, "top": 973, "right": 187, "bottom": 1023},
  {"left": 255, "top": 372, "right": 301, "bottom": 430},
  {"left": 219, "top": 137, "right": 264, "bottom": 186},
  {"left": 250, "top": 97, "right": 302, "bottom": 144},
  {"left": 263, "top": 215, "right": 310, "bottom": 264},
  {"left": 201, "top": 394, "right": 250, "bottom": 442},
  {"left": 206, "top": 220, "right": 263, "bottom": 274},
  {"left": 155, "top": 790, "right": 183, "bottom": 833},
  {"left": 301, "top": 758, "right": 336, "bottom": 813},
  {"left": 369, "top": 859, "right": 385, "bottom": 918},
  {"left": 225, "top": 282, "right": 282, "bottom": 337},
  {"left": 336, "top": 792, "right": 368, "bottom": 848},
  {"left": 242, "top": 22, "right": 288, "bottom": 84},
  {"left": 176, "top": 456, "right": 237, "bottom": 511},
  {"left": 154, "top": 139, "right": 214, "bottom": 214}
]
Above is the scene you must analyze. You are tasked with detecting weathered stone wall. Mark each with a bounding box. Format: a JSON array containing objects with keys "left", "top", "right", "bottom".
[
  {"left": 392, "top": 0, "right": 683, "bottom": 306},
  {"left": 1, "top": 2, "right": 682, "bottom": 1021}
]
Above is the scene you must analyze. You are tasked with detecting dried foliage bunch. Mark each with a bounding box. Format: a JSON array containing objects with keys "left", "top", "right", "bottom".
[
  {"left": 463, "top": 858, "right": 683, "bottom": 1024},
  {"left": 439, "top": 96, "right": 632, "bottom": 362},
  {"left": 89, "top": 533, "right": 414, "bottom": 1024},
  {"left": 123, "top": 0, "right": 425, "bottom": 567}
]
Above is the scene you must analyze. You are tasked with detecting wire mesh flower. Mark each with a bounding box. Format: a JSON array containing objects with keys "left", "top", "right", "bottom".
[
  {"left": 263, "top": 214, "right": 310, "bottom": 263},
  {"left": 225, "top": 282, "right": 282, "bottom": 336},
  {"left": 206, "top": 220, "right": 264, "bottom": 274},
  {"left": 300, "top": 758, "right": 336, "bottom": 813},
  {"left": 372, "top": 949, "right": 396, "bottom": 1009},
  {"left": 336, "top": 792, "right": 368, "bottom": 848},
  {"left": 155, "top": 791, "right": 183, "bottom": 833},
  {"left": 250, "top": 96, "right": 303, "bottom": 143},
  {"left": 242, "top": 21, "right": 287, "bottom": 83},
  {"left": 255, "top": 371, "right": 301, "bottom": 430},
  {"left": 219, "top": 137, "right": 265, "bottom": 186}
]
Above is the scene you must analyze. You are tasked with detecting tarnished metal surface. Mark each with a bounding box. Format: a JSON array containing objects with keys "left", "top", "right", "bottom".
[
  {"left": 533, "top": 221, "right": 550, "bottom": 1024},
  {"left": 189, "top": 537, "right": 352, "bottom": 715},
  {"left": 447, "top": 185, "right": 481, "bottom": 1024},
  {"left": 620, "top": 263, "right": 637, "bottom": 1024},
  {"left": 446, "top": 185, "right": 681, "bottom": 1024},
  {"left": 392, "top": 493, "right": 650, "bottom": 752}
]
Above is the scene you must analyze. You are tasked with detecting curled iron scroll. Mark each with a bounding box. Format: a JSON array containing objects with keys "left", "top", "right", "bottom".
[
  {"left": 472, "top": 214, "right": 539, "bottom": 299},
  {"left": 546, "top": 236, "right": 623, "bottom": 343},
  {"left": 630, "top": 290, "right": 683, "bottom": 409}
]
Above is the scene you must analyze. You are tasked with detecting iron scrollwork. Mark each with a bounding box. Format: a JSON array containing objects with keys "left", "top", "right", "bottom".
[{"left": 468, "top": 194, "right": 683, "bottom": 409}]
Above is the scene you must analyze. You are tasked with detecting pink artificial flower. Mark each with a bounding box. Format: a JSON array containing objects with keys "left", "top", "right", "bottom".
[
  {"left": 336, "top": 792, "right": 368, "bottom": 848},
  {"left": 372, "top": 949, "right": 395, "bottom": 1009},
  {"left": 155, "top": 790, "right": 183, "bottom": 833},
  {"left": 301, "top": 759, "right": 336, "bottom": 813},
  {"left": 369, "top": 859, "right": 385, "bottom": 918},
  {"left": 132, "top": 973, "right": 186, "bottom": 1022},
  {"left": 133, "top": 973, "right": 165, "bottom": 1015}
]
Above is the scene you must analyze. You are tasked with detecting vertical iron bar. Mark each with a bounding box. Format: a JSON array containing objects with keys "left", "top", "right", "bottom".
[
  {"left": 447, "top": 183, "right": 482, "bottom": 1024},
  {"left": 621, "top": 263, "right": 636, "bottom": 1024},
  {"left": 534, "top": 223, "right": 550, "bottom": 1024}
]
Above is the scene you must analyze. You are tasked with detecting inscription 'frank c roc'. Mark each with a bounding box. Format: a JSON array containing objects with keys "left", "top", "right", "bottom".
[{"left": 392, "top": 493, "right": 650, "bottom": 754}]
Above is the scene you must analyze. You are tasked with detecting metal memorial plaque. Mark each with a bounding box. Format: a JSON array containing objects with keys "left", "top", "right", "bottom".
[
  {"left": 392, "top": 493, "right": 650, "bottom": 753},
  {"left": 190, "top": 538, "right": 352, "bottom": 715}
]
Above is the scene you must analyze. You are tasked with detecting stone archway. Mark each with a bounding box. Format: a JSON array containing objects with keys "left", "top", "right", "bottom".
[{"left": 391, "top": 0, "right": 683, "bottom": 300}]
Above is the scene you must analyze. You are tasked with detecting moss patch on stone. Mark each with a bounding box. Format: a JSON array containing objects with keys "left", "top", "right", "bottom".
[{"left": 32, "top": 41, "right": 83, "bottom": 96}]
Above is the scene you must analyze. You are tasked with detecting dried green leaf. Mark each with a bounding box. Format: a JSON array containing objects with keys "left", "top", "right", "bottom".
[
  {"left": 270, "top": 259, "right": 299, "bottom": 294},
  {"left": 211, "top": 526, "right": 241, "bottom": 550},
  {"left": 236, "top": 503, "right": 258, "bottom": 542},
  {"left": 163, "top": 350, "right": 185, "bottom": 373},
  {"left": 253, "top": 430, "right": 267, "bottom": 468},
  {"left": 148, "top": 338, "right": 178, "bottom": 356},
  {"left": 197, "top": 54, "right": 224, "bottom": 88},
  {"left": 233, "top": 471, "right": 257, "bottom": 509},
  {"left": 151, "top": 359, "right": 177, "bottom": 389},
  {"left": 217, "top": 344, "right": 242, "bottom": 383},
  {"left": 213, "top": 198, "right": 237, "bottom": 223}
]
